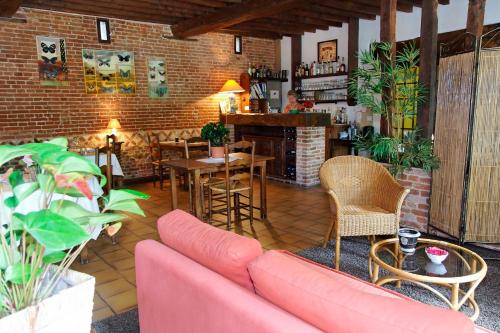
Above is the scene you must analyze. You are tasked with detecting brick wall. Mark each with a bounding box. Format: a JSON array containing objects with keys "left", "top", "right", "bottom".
[
  {"left": 0, "top": 8, "right": 278, "bottom": 178},
  {"left": 296, "top": 127, "right": 326, "bottom": 186},
  {"left": 397, "top": 168, "right": 431, "bottom": 232}
]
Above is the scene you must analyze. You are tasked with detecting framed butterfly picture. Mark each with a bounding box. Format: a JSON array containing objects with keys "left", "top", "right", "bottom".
[
  {"left": 147, "top": 57, "right": 168, "bottom": 98},
  {"left": 36, "top": 36, "right": 69, "bottom": 86},
  {"left": 81, "top": 49, "right": 136, "bottom": 95}
]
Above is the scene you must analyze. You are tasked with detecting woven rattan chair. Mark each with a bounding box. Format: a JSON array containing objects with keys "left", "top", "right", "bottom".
[{"left": 319, "top": 156, "right": 410, "bottom": 270}]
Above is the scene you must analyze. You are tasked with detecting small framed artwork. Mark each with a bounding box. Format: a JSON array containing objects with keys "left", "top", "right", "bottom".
[
  {"left": 97, "top": 18, "right": 111, "bottom": 43},
  {"left": 234, "top": 36, "right": 242, "bottom": 54},
  {"left": 318, "top": 39, "right": 338, "bottom": 63},
  {"left": 36, "top": 36, "right": 69, "bottom": 86}
]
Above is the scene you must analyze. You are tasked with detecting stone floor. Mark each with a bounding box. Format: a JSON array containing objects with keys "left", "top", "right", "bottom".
[{"left": 72, "top": 180, "right": 332, "bottom": 322}]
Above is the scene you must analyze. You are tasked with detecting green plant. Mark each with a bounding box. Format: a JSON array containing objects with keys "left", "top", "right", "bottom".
[
  {"left": 0, "top": 138, "right": 149, "bottom": 317},
  {"left": 200, "top": 122, "right": 229, "bottom": 147},
  {"left": 354, "top": 129, "right": 440, "bottom": 175},
  {"left": 348, "top": 42, "right": 427, "bottom": 138}
]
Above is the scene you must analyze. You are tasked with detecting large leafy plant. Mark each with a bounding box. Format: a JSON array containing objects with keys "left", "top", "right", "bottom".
[
  {"left": 349, "top": 42, "right": 439, "bottom": 175},
  {"left": 0, "top": 138, "right": 149, "bottom": 317},
  {"left": 200, "top": 122, "right": 229, "bottom": 147}
]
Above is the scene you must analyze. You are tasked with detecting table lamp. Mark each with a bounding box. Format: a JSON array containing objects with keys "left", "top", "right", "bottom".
[
  {"left": 219, "top": 79, "right": 244, "bottom": 113},
  {"left": 107, "top": 118, "right": 121, "bottom": 135}
]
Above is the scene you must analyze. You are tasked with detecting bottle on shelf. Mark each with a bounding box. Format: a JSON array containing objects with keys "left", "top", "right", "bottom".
[
  {"left": 305, "top": 63, "right": 309, "bottom": 77},
  {"left": 311, "top": 61, "right": 316, "bottom": 76},
  {"left": 339, "top": 57, "right": 346, "bottom": 73}
]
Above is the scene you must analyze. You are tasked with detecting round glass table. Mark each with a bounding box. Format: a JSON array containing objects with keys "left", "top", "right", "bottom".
[{"left": 369, "top": 238, "right": 487, "bottom": 321}]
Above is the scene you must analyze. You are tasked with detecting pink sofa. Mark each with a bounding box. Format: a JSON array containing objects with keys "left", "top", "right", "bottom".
[{"left": 136, "top": 210, "right": 490, "bottom": 333}]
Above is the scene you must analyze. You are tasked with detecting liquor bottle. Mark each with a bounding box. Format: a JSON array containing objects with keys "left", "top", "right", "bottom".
[
  {"left": 300, "top": 62, "right": 305, "bottom": 77},
  {"left": 328, "top": 61, "right": 334, "bottom": 74},
  {"left": 339, "top": 57, "right": 346, "bottom": 73},
  {"left": 251, "top": 64, "right": 256, "bottom": 78},
  {"left": 305, "top": 64, "right": 309, "bottom": 77},
  {"left": 311, "top": 61, "right": 316, "bottom": 76},
  {"left": 247, "top": 63, "right": 252, "bottom": 76}
]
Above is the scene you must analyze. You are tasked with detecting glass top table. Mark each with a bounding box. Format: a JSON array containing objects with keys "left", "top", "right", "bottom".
[{"left": 369, "top": 238, "right": 487, "bottom": 321}]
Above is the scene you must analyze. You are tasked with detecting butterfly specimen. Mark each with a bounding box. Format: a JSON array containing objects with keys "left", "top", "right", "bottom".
[
  {"left": 86, "top": 82, "right": 96, "bottom": 92},
  {"left": 40, "top": 42, "right": 56, "bottom": 54},
  {"left": 83, "top": 51, "right": 94, "bottom": 60},
  {"left": 98, "top": 58, "right": 111, "bottom": 67},
  {"left": 99, "top": 72, "right": 114, "bottom": 81},
  {"left": 117, "top": 54, "right": 130, "bottom": 62},
  {"left": 41, "top": 56, "right": 57, "bottom": 64},
  {"left": 119, "top": 84, "right": 134, "bottom": 93},
  {"left": 150, "top": 73, "right": 156, "bottom": 79},
  {"left": 157, "top": 62, "right": 164, "bottom": 67},
  {"left": 43, "top": 68, "right": 59, "bottom": 79},
  {"left": 120, "top": 69, "right": 130, "bottom": 79},
  {"left": 158, "top": 70, "right": 165, "bottom": 75},
  {"left": 160, "top": 80, "right": 166, "bottom": 84},
  {"left": 85, "top": 67, "right": 95, "bottom": 75},
  {"left": 148, "top": 66, "right": 155, "bottom": 71}
]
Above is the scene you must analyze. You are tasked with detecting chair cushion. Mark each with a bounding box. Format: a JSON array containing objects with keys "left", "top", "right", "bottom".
[
  {"left": 248, "top": 250, "right": 475, "bottom": 333},
  {"left": 157, "top": 209, "right": 262, "bottom": 291},
  {"left": 340, "top": 204, "right": 397, "bottom": 236},
  {"left": 341, "top": 204, "right": 390, "bottom": 215}
]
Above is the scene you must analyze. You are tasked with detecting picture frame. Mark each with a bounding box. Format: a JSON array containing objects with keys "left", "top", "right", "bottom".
[{"left": 317, "top": 39, "right": 337, "bottom": 63}]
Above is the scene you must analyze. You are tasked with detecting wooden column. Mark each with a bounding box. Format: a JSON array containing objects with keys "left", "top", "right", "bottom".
[
  {"left": 380, "top": 0, "right": 397, "bottom": 136},
  {"left": 348, "top": 17, "right": 359, "bottom": 106},
  {"left": 418, "top": 0, "right": 439, "bottom": 138},
  {"left": 466, "top": 0, "right": 486, "bottom": 37},
  {"left": 291, "top": 35, "right": 301, "bottom": 90}
]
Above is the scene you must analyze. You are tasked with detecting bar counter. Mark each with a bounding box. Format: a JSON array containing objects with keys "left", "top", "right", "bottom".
[{"left": 221, "top": 112, "right": 331, "bottom": 128}]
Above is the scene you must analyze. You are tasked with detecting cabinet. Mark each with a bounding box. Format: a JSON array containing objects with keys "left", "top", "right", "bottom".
[{"left": 241, "top": 135, "right": 286, "bottom": 177}]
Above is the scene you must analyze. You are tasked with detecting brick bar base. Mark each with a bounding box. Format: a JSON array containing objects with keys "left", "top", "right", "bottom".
[
  {"left": 296, "top": 127, "right": 326, "bottom": 186},
  {"left": 396, "top": 168, "right": 432, "bottom": 232}
]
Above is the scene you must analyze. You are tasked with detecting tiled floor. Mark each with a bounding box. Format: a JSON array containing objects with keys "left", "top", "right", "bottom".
[{"left": 72, "top": 180, "right": 332, "bottom": 322}]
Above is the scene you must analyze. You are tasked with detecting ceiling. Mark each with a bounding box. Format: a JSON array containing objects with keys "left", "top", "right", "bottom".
[{"left": 3, "top": 0, "right": 450, "bottom": 39}]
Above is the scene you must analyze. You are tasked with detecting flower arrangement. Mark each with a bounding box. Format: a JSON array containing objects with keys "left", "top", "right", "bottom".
[{"left": 0, "top": 138, "right": 149, "bottom": 317}]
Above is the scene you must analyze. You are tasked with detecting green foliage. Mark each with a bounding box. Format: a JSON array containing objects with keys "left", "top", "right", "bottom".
[
  {"left": 0, "top": 138, "right": 149, "bottom": 317},
  {"left": 201, "top": 122, "right": 229, "bottom": 147},
  {"left": 348, "top": 41, "right": 428, "bottom": 138},
  {"left": 354, "top": 129, "right": 440, "bottom": 176}
]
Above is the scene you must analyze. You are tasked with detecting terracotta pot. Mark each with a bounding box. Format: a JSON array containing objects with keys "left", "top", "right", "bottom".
[{"left": 211, "top": 146, "right": 225, "bottom": 158}]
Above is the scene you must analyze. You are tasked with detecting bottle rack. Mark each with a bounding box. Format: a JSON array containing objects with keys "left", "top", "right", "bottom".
[
  {"left": 296, "top": 73, "right": 348, "bottom": 105},
  {"left": 284, "top": 127, "right": 297, "bottom": 180}
]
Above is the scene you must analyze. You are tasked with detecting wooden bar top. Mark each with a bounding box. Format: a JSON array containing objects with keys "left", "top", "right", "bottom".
[{"left": 221, "top": 113, "right": 331, "bottom": 127}]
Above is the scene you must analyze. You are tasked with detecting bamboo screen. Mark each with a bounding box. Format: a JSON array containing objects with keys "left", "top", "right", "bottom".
[
  {"left": 430, "top": 52, "right": 474, "bottom": 237},
  {"left": 464, "top": 50, "right": 500, "bottom": 242}
]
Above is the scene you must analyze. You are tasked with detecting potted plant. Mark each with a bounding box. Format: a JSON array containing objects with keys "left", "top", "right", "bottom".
[
  {"left": 201, "top": 122, "right": 229, "bottom": 158},
  {"left": 348, "top": 42, "right": 440, "bottom": 175},
  {"left": 0, "top": 138, "right": 149, "bottom": 333}
]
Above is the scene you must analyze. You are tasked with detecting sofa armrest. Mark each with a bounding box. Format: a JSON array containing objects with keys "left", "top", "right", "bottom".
[{"left": 135, "top": 240, "right": 322, "bottom": 333}]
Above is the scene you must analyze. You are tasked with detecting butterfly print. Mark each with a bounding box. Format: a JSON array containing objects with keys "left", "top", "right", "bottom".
[
  {"left": 83, "top": 51, "right": 94, "bottom": 60},
  {"left": 86, "top": 82, "right": 96, "bottom": 92},
  {"left": 150, "top": 73, "right": 156, "bottom": 79},
  {"left": 117, "top": 54, "right": 130, "bottom": 62},
  {"left": 157, "top": 62, "right": 164, "bottom": 67},
  {"left": 98, "top": 58, "right": 111, "bottom": 67},
  {"left": 99, "top": 73, "right": 113, "bottom": 81},
  {"left": 100, "top": 86, "right": 114, "bottom": 93},
  {"left": 43, "top": 68, "right": 59, "bottom": 79},
  {"left": 148, "top": 66, "right": 155, "bottom": 71},
  {"left": 160, "top": 80, "right": 165, "bottom": 84},
  {"left": 158, "top": 71, "right": 165, "bottom": 75},
  {"left": 119, "top": 84, "right": 134, "bottom": 93},
  {"left": 41, "top": 42, "right": 56, "bottom": 54},
  {"left": 120, "top": 69, "right": 130, "bottom": 78},
  {"left": 41, "top": 56, "right": 57, "bottom": 64}
]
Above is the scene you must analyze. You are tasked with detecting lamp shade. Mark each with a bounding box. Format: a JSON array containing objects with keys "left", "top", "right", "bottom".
[
  {"left": 219, "top": 79, "right": 244, "bottom": 93},
  {"left": 107, "top": 118, "right": 121, "bottom": 129}
]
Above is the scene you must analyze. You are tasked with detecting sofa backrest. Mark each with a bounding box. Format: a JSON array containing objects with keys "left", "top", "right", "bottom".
[{"left": 157, "top": 209, "right": 262, "bottom": 291}]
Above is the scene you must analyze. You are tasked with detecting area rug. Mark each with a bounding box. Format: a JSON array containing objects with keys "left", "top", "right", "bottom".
[
  {"left": 298, "top": 237, "right": 499, "bottom": 332},
  {"left": 93, "top": 237, "right": 499, "bottom": 333}
]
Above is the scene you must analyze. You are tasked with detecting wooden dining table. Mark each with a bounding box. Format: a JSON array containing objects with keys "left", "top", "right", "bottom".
[{"left": 164, "top": 152, "right": 275, "bottom": 221}]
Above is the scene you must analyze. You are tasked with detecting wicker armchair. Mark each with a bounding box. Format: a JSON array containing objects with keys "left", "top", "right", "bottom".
[{"left": 319, "top": 156, "right": 410, "bottom": 270}]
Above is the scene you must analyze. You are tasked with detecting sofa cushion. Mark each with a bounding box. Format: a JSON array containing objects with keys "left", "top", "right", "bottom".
[
  {"left": 248, "top": 250, "right": 475, "bottom": 333},
  {"left": 157, "top": 209, "right": 262, "bottom": 291}
]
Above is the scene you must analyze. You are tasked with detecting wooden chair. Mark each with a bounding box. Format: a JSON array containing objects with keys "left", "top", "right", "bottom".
[
  {"left": 93, "top": 134, "right": 116, "bottom": 194},
  {"left": 319, "top": 156, "right": 410, "bottom": 270},
  {"left": 146, "top": 133, "right": 170, "bottom": 189},
  {"left": 208, "top": 141, "right": 255, "bottom": 229}
]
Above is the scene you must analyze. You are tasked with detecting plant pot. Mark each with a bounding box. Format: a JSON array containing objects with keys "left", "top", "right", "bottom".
[
  {"left": 0, "top": 268, "right": 95, "bottom": 333},
  {"left": 398, "top": 227, "right": 421, "bottom": 254},
  {"left": 210, "top": 146, "right": 225, "bottom": 158}
]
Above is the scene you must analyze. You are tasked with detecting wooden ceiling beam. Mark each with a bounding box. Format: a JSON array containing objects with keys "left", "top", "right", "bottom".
[
  {"left": 0, "top": 0, "right": 21, "bottom": 17},
  {"left": 219, "top": 28, "right": 282, "bottom": 39},
  {"left": 308, "top": 3, "right": 376, "bottom": 20},
  {"left": 274, "top": 14, "right": 343, "bottom": 28},
  {"left": 297, "top": 9, "right": 350, "bottom": 24},
  {"left": 231, "top": 22, "right": 307, "bottom": 34},
  {"left": 171, "top": 0, "right": 304, "bottom": 38},
  {"left": 310, "top": 0, "right": 380, "bottom": 16},
  {"left": 252, "top": 17, "right": 329, "bottom": 32}
]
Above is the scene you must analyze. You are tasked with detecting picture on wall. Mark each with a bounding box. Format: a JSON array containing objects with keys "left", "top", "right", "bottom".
[
  {"left": 147, "top": 57, "right": 168, "bottom": 98},
  {"left": 318, "top": 39, "right": 338, "bottom": 63},
  {"left": 36, "top": 36, "right": 69, "bottom": 86},
  {"left": 82, "top": 49, "right": 136, "bottom": 95}
]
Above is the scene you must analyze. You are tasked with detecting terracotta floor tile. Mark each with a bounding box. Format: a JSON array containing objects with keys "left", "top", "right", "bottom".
[
  {"left": 96, "top": 278, "right": 135, "bottom": 298},
  {"left": 93, "top": 269, "right": 122, "bottom": 286},
  {"left": 106, "top": 289, "right": 137, "bottom": 314},
  {"left": 92, "top": 306, "right": 114, "bottom": 322}
]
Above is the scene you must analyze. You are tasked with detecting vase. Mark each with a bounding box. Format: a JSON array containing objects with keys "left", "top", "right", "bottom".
[
  {"left": 211, "top": 146, "right": 225, "bottom": 158},
  {"left": 398, "top": 228, "right": 421, "bottom": 254},
  {"left": 0, "top": 268, "right": 95, "bottom": 333}
]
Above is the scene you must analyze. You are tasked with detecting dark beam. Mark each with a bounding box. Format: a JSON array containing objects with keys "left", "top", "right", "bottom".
[
  {"left": 417, "top": 0, "right": 438, "bottom": 138},
  {"left": 347, "top": 17, "right": 359, "bottom": 106},
  {"left": 0, "top": 0, "right": 21, "bottom": 17},
  {"left": 171, "top": 0, "right": 303, "bottom": 38},
  {"left": 291, "top": 35, "right": 301, "bottom": 90},
  {"left": 466, "top": 0, "right": 486, "bottom": 37},
  {"left": 219, "top": 28, "right": 281, "bottom": 39}
]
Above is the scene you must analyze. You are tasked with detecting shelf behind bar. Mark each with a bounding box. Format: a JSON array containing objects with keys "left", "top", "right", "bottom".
[
  {"left": 298, "top": 99, "right": 348, "bottom": 104},
  {"left": 298, "top": 73, "right": 348, "bottom": 80},
  {"left": 297, "top": 86, "right": 347, "bottom": 92}
]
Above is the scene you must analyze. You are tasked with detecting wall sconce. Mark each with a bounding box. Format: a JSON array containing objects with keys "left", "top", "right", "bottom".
[
  {"left": 97, "top": 18, "right": 111, "bottom": 43},
  {"left": 107, "top": 118, "right": 121, "bottom": 135},
  {"left": 234, "top": 36, "right": 242, "bottom": 55}
]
